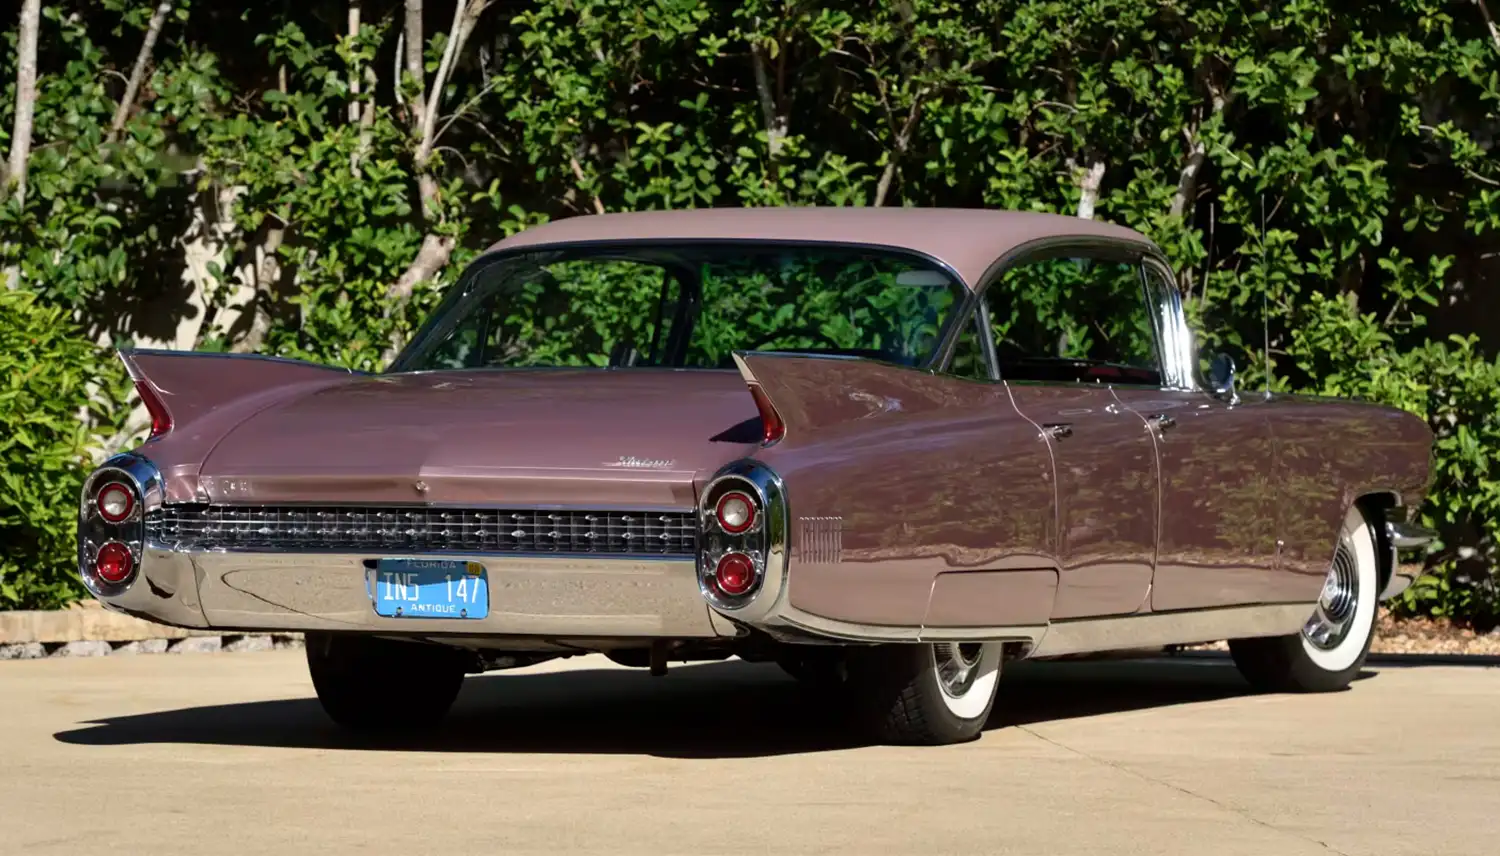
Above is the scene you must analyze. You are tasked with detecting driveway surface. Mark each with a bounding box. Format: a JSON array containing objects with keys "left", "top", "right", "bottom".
[{"left": 1, "top": 650, "right": 1495, "bottom": 855}]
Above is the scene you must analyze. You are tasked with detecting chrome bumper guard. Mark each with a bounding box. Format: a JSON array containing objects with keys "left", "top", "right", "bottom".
[{"left": 1379, "top": 515, "right": 1437, "bottom": 602}]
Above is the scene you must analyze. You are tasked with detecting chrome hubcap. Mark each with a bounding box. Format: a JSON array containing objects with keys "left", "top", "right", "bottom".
[
  {"left": 933, "top": 643, "right": 984, "bottom": 698},
  {"left": 1303, "top": 533, "right": 1360, "bottom": 650}
]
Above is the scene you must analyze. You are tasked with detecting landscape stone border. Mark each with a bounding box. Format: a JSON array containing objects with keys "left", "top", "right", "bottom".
[{"left": 0, "top": 601, "right": 302, "bottom": 660}]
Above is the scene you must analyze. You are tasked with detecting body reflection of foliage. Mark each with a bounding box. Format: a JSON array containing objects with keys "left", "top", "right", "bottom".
[{"left": 782, "top": 406, "right": 1055, "bottom": 569}]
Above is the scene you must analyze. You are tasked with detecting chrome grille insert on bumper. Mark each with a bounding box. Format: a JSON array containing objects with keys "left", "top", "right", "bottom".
[{"left": 146, "top": 505, "right": 697, "bottom": 556}]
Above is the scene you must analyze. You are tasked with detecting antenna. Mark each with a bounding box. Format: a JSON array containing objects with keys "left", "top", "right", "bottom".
[{"left": 1260, "top": 194, "right": 1271, "bottom": 400}]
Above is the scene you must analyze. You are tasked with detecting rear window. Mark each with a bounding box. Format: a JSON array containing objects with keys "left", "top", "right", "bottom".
[{"left": 394, "top": 244, "right": 967, "bottom": 372}]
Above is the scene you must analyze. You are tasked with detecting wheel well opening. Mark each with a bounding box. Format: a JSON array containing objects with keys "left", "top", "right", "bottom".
[{"left": 1355, "top": 492, "right": 1400, "bottom": 595}]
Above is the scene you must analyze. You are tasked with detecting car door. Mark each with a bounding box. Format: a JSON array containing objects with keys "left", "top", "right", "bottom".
[
  {"left": 986, "top": 251, "right": 1159, "bottom": 619},
  {"left": 1107, "top": 261, "right": 1282, "bottom": 611}
]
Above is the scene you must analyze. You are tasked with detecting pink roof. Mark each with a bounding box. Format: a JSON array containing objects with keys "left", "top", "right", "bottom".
[{"left": 485, "top": 207, "right": 1157, "bottom": 287}]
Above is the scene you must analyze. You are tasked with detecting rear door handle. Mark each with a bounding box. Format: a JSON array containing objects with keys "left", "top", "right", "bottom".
[{"left": 1042, "top": 422, "right": 1073, "bottom": 440}]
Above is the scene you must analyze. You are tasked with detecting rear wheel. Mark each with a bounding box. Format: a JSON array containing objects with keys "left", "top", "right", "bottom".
[
  {"left": 845, "top": 642, "right": 1003, "bottom": 745},
  {"left": 306, "top": 632, "right": 468, "bottom": 731},
  {"left": 1229, "top": 506, "right": 1378, "bottom": 693}
]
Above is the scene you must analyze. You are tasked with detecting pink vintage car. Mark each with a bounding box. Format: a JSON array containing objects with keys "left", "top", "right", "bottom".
[{"left": 79, "top": 208, "right": 1434, "bottom": 745}]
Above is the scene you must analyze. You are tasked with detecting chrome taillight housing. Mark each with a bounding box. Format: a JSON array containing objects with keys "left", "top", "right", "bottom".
[
  {"left": 697, "top": 460, "right": 788, "bottom": 617},
  {"left": 78, "top": 453, "right": 161, "bottom": 595}
]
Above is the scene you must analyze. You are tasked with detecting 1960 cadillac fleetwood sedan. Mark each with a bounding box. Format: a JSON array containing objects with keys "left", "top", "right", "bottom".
[{"left": 79, "top": 207, "right": 1435, "bottom": 745}]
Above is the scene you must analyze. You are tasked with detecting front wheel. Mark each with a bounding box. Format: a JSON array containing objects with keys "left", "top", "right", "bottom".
[
  {"left": 845, "top": 642, "right": 1003, "bottom": 745},
  {"left": 306, "top": 632, "right": 468, "bottom": 732},
  {"left": 1229, "top": 505, "right": 1378, "bottom": 693}
]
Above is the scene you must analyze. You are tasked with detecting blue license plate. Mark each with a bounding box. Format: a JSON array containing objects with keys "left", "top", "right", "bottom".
[{"left": 370, "top": 559, "right": 489, "bottom": 619}]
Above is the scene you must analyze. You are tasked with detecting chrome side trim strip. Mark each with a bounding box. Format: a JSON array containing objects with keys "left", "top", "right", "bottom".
[
  {"left": 771, "top": 605, "right": 1045, "bottom": 646},
  {"left": 1028, "top": 603, "right": 1311, "bottom": 658}
]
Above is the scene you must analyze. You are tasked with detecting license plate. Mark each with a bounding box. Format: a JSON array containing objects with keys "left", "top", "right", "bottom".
[{"left": 369, "top": 559, "right": 489, "bottom": 619}]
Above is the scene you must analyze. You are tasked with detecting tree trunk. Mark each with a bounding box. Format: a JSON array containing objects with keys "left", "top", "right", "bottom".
[
  {"left": 5, "top": 0, "right": 42, "bottom": 206},
  {"left": 1169, "top": 135, "right": 1207, "bottom": 219},
  {"left": 347, "top": 2, "right": 362, "bottom": 125},
  {"left": 232, "top": 226, "right": 286, "bottom": 354},
  {"left": 107, "top": 0, "right": 174, "bottom": 144},
  {"left": 1075, "top": 160, "right": 1106, "bottom": 220},
  {"left": 385, "top": 0, "right": 492, "bottom": 362},
  {"left": 403, "top": 0, "right": 426, "bottom": 132}
]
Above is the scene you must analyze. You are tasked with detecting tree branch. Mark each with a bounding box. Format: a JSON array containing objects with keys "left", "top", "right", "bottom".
[
  {"left": 416, "top": 0, "right": 488, "bottom": 168},
  {"left": 108, "top": 1, "right": 174, "bottom": 144},
  {"left": 568, "top": 154, "right": 605, "bottom": 215},
  {"left": 750, "top": 41, "right": 788, "bottom": 163},
  {"left": 432, "top": 76, "right": 501, "bottom": 147},
  {"left": 873, "top": 93, "right": 926, "bottom": 207},
  {"left": 1476, "top": 0, "right": 1500, "bottom": 55},
  {"left": 1169, "top": 82, "right": 1232, "bottom": 220},
  {"left": 5, "top": 0, "right": 41, "bottom": 206}
]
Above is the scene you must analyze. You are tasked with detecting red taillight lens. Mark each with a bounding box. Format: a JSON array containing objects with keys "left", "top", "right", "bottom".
[
  {"left": 714, "top": 552, "right": 757, "bottom": 596},
  {"left": 135, "top": 380, "right": 172, "bottom": 439},
  {"left": 749, "top": 384, "right": 784, "bottom": 446},
  {"left": 96, "top": 482, "right": 135, "bottom": 523},
  {"left": 94, "top": 542, "right": 135, "bottom": 584},
  {"left": 715, "top": 490, "right": 757, "bottom": 533}
]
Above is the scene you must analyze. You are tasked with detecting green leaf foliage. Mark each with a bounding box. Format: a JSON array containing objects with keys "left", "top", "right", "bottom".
[
  {"left": 0, "top": 292, "right": 126, "bottom": 609},
  {"left": 0, "top": 1, "right": 1497, "bottom": 621}
]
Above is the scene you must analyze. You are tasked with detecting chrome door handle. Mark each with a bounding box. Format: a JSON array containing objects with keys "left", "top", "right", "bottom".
[
  {"left": 1042, "top": 423, "right": 1073, "bottom": 440},
  {"left": 1149, "top": 414, "right": 1176, "bottom": 432}
]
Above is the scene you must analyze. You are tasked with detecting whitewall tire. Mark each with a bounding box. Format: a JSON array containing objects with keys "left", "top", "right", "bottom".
[
  {"left": 846, "top": 642, "right": 1003, "bottom": 745},
  {"left": 1229, "top": 506, "right": 1379, "bottom": 692}
]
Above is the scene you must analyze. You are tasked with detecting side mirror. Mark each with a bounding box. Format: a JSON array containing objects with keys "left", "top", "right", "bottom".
[{"left": 1208, "top": 353, "right": 1239, "bottom": 404}]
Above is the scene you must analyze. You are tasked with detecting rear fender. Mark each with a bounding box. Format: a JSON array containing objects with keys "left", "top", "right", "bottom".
[
  {"left": 729, "top": 352, "right": 963, "bottom": 448},
  {"left": 117, "top": 350, "right": 360, "bottom": 500}
]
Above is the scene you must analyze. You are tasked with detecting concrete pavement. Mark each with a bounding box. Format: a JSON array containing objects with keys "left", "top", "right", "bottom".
[{"left": 1, "top": 650, "right": 1495, "bottom": 855}]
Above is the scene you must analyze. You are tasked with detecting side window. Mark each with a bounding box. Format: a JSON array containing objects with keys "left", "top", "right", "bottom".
[
  {"left": 987, "top": 255, "right": 1160, "bottom": 385},
  {"left": 944, "top": 308, "right": 994, "bottom": 381}
]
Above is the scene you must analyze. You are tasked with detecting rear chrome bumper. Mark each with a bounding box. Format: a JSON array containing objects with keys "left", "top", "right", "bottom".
[{"left": 98, "top": 546, "right": 735, "bottom": 640}]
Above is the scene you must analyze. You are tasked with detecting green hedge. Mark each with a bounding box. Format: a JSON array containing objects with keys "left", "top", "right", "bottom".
[
  {"left": 1, "top": 1, "right": 1497, "bottom": 621},
  {"left": 0, "top": 292, "right": 124, "bottom": 608}
]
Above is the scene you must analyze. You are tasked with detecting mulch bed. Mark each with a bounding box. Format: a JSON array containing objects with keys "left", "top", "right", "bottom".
[
  {"left": 1370, "top": 612, "right": 1500, "bottom": 656},
  {"left": 1188, "top": 611, "right": 1500, "bottom": 656}
]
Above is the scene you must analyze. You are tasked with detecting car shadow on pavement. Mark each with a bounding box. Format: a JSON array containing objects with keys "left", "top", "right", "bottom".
[{"left": 52, "top": 656, "right": 1271, "bottom": 759}]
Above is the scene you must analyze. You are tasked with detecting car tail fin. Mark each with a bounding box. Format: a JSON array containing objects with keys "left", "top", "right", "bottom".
[
  {"left": 119, "top": 349, "right": 359, "bottom": 441},
  {"left": 729, "top": 352, "right": 958, "bottom": 448}
]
